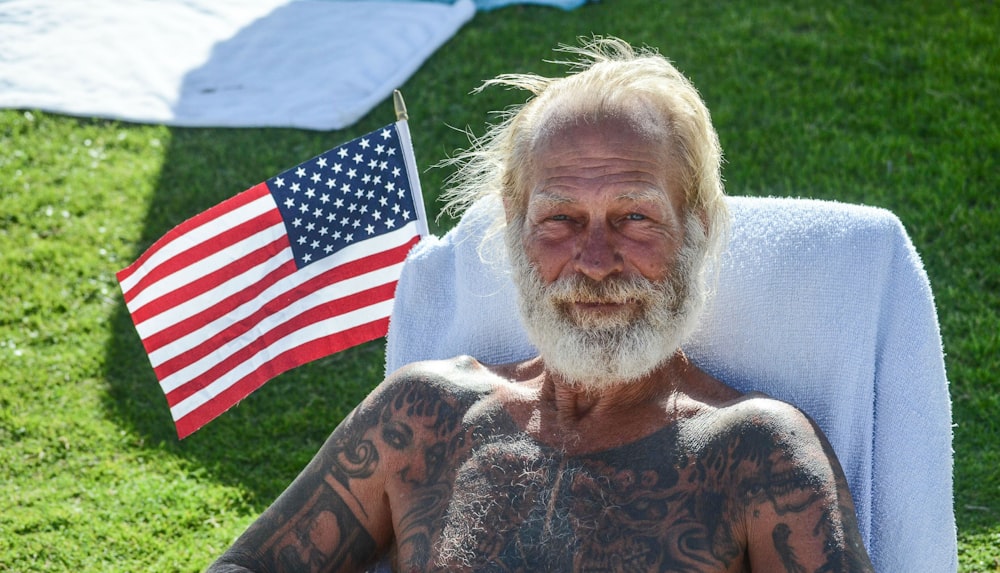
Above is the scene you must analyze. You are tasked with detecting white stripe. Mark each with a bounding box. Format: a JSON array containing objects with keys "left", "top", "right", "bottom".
[
  {"left": 169, "top": 298, "right": 396, "bottom": 421},
  {"left": 145, "top": 244, "right": 390, "bottom": 367},
  {"left": 135, "top": 244, "right": 293, "bottom": 341},
  {"left": 157, "top": 261, "right": 404, "bottom": 394},
  {"left": 137, "top": 221, "right": 420, "bottom": 342},
  {"left": 125, "top": 221, "right": 286, "bottom": 314},
  {"left": 120, "top": 193, "right": 276, "bottom": 295}
]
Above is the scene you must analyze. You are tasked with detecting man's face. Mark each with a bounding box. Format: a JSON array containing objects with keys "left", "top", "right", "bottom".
[{"left": 507, "top": 119, "right": 707, "bottom": 389}]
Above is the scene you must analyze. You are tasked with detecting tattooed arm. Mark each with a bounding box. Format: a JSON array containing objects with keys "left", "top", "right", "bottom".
[
  {"left": 205, "top": 390, "right": 397, "bottom": 573},
  {"left": 733, "top": 399, "right": 874, "bottom": 572},
  {"left": 206, "top": 359, "right": 490, "bottom": 573}
]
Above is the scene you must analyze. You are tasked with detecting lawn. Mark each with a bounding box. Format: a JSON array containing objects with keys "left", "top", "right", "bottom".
[{"left": 1, "top": 0, "right": 997, "bottom": 571}]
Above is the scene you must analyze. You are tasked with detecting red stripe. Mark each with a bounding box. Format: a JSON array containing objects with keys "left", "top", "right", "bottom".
[
  {"left": 137, "top": 251, "right": 295, "bottom": 358},
  {"left": 141, "top": 236, "right": 418, "bottom": 366},
  {"left": 172, "top": 316, "right": 390, "bottom": 439},
  {"left": 117, "top": 183, "right": 272, "bottom": 287},
  {"left": 162, "top": 280, "right": 398, "bottom": 406},
  {"left": 129, "top": 234, "right": 292, "bottom": 327},
  {"left": 122, "top": 209, "right": 284, "bottom": 306}
]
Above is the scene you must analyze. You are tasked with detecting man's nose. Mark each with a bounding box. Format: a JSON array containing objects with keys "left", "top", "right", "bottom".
[{"left": 573, "top": 223, "right": 624, "bottom": 281}]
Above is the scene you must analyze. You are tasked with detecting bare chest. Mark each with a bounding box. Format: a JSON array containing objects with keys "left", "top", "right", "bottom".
[{"left": 387, "top": 432, "right": 750, "bottom": 573}]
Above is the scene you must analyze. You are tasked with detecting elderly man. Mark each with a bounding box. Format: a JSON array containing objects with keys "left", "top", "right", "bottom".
[{"left": 207, "top": 37, "right": 874, "bottom": 572}]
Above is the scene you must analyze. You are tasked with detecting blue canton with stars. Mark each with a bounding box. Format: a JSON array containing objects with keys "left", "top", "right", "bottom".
[{"left": 266, "top": 124, "right": 418, "bottom": 269}]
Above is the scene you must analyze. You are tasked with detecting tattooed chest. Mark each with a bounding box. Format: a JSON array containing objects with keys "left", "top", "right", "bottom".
[{"left": 393, "top": 435, "right": 748, "bottom": 573}]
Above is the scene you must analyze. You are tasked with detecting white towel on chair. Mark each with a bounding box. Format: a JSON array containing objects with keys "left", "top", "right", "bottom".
[{"left": 385, "top": 195, "right": 956, "bottom": 572}]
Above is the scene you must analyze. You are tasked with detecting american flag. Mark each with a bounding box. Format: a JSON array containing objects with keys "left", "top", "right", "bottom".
[{"left": 117, "top": 121, "right": 427, "bottom": 439}]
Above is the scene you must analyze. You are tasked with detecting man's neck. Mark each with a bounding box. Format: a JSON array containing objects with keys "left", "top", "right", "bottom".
[{"left": 502, "top": 352, "right": 699, "bottom": 454}]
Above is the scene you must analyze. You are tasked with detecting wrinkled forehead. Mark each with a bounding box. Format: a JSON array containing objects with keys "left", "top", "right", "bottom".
[
  {"left": 526, "top": 116, "right": 684, "bottom": 204},
  {"left": 531, "top": 109, "right": 669, "bottom": 156}
]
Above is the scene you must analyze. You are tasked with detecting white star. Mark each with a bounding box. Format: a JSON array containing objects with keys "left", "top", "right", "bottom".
[
  {"left": 326, "top": 178, "right": 336, "bottom": 189},
  {"left": 373, "top": 175, "right": 382, "bottom": 185},
  {"left": 326, "top": 212, "right": 336, "bottom": 222},
  {"left": 299, "top": 203, "right": 309, "bottom": 213},
  {"left": 292, "top": 217, "right": 303, "bottom": 227},
  {"left": 341, "top": 183, "right": 351, "bottom": 194},
  {"left": 313, "top": 207, "right": 323, "bottom": 218},
  {"left": 290, "top": 182, "right": 301, "bottom": 193},
  {"left": 381, "top": 128, "right": 391, "bottom": 139},
  {"left": 353, "top": 153, "right": 363, "bottom": 164},
  {"left": 297, "top": 236, "right": 307, "bottom": 245},
  {"left": 306, "top": 222, "right": 315, "bottom": 232},
  {"left": 311, "top": 172, "right": 321, "bottom": 184},
  {"left": 362, "top": 174, "right": 371, "bottom": 184},
  {"left": 366, "top": 190, "right": 375, "bottom": 200},
  {"left": 305, "top": 188, "right": 315, "bottom": 199},
  {"left": 368, "top": 159, "right": 378, "bottom": 170},
  {"left": 379, "top": 161, "right": 388, "bottom": 171},
  {"left": 372, "top": 211, "right": 382, "bottom": 221},
  {"left": 324, "top": 244, "right": 334, "bottom": 254},
  {"left": 402, "top": 210, "right": 411, "bottom": 220},
  {"left": 359, "top": 205, "right": 369, "bottom": 214},
  {"left": 310, "top": 240, "right": 320, "bottom": 249},
  {"left": 347, "top": 168, "right": 357, "bottom": 179},
  {"left": 334, "top": 198, "right": 344, "bottom": 208},
  {"left": 303, "top": 253, "right": 312, "bottom": 263},
  {"left": 348, "top": 203, "right": 357, "bottom": 213},
  {"left": 359, "top": 137, "right": 370, "bottom": 149},
  {"left": 340, "top": 216, "right": 349, "bottom": 226},
  {"left": 337, "top": 148, "right": 348, "bottom": 159},
  {"left": 274, "top": 177, "right": 285, "bottom": 188},
  {"left": 284, "top": 198, "right": 295, "bottom": 209},
  {"left": 317, "top": 157, "right": 328, "bottom": 168},
  {"left": 385, "top": 218, "right": 396, "bottom": 229},
  {"left": 386, "top": 182, "right": 396, "bottom": 193},
  {"left": 352, "top": 219, "right": 361, "bottom": 228},
  {"left": 387, "top": 148, "right": 396, "bottom": 156},
  {"left": 319, "top": 226, "right": 328, "bottom": 236},
  {"left": 333, "top": 163, "right": 343, "bottom": 174},
  {"left": 391, "top": 204, "right": 400, "bottom": 214},
  {"left": 346, "top": 233, "right": 354, "bottom": 242},
  {"left": 295, "top": 167, "right": 306, "bottom": 177},
  {"left": 392, "top": 166, "right": 401, "bottom": 177},
  {"left": 365, "top": 224, "right": 375, "bottom": 235},
  {"left": 375, "top": 144, "right": 385, "bottom": 155},
  {"left": 333, "top": 231, "right": 342, "bottom": 240},
  {"left": 378, "top": 196, "right": 388, "bottom": 207},
  {"left": 320, "top": 193, "right": 330, "bottom": 204}
]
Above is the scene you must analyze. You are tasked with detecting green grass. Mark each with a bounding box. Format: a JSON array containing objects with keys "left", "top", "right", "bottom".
[{"left": 2, "top": 0, "right": 997, "bottom": 570}]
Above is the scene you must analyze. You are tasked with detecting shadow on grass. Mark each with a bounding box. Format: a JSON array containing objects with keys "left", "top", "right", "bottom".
[
  {"left": 94, "top": 0, "right": 477, "bottom": 506},
  {"left": 100, "top": 125, "right": 395, "bottom": 504}
]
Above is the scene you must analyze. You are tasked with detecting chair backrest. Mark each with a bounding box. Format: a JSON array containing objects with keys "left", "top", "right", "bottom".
[{"left": 385, "top": 195, "right": 956, "bottom": 572}]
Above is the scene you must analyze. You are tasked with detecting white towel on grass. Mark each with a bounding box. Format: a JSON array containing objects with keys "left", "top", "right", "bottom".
[
  {"left": 385, "top": 195, "right": 957, "bottom": 572},
  {"left": 0, "top": 0, "right": 474, "bottom": 130}
]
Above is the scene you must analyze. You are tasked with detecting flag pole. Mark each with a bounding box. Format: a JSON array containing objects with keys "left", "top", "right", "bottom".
[{"left": 393, "top": 90, "right": 408, "bottom": 121}]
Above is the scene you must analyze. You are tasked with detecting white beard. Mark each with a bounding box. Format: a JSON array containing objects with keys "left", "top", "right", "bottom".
[{"left": 506, "top": 216, "right": 709, "bottom": 392}]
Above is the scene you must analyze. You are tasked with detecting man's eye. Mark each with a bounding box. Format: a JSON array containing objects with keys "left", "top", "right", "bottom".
[
  {"left": 625, "top": 213, "right": 647, "bottom": 221},
  {"left": 548, "top": 214, "right": 570, "bottom": 222}
]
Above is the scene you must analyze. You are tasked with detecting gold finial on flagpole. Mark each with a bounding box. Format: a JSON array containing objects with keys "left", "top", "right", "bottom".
[{"left": 393, "top": 90, "right": 409, "bottom": 121}]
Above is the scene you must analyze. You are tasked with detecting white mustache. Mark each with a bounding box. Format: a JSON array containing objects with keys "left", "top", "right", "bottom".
[{"left": 544, "top": 274, "right": 659, "bottom": 308}]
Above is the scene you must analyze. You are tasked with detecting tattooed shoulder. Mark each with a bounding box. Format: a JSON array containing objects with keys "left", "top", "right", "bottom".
[{"left": 687, "top": 395, "right": 873, "bottom": 572}]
